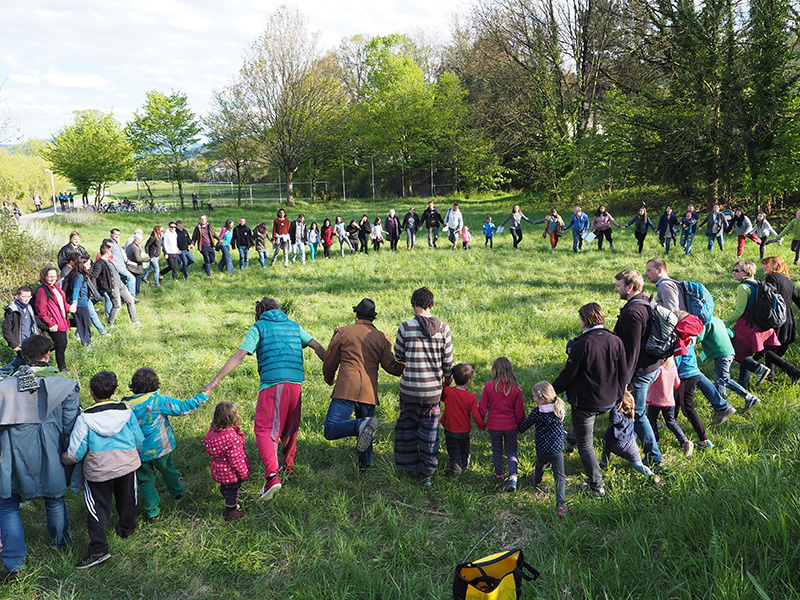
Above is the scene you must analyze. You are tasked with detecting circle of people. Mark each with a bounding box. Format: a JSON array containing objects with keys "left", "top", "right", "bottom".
[{"left": 2, "top": 199, "right": 800, "bottom": 578}]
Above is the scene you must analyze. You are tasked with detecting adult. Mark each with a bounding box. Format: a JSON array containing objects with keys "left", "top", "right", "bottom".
[
  {"left": 358, "top": 214, "right": 371, "bottom": 254},
  {"left": 232, "top": 217, "right": 254, "bottom": 270},
  {"left": 727, "top": 208, "right": 760, "bottom": 258},
  {"left": 92, "top": 239, "right": 141, "bottom": 328},
  {"left": 322, "top": 299, "right": 405, "bottom": 472},
  {"left": 33, "top": 266, "right": 70, "bottom": 372},
  {"left": 624, "top": 207, "right": 657, "bottom": 254},
  {"left": 109, "top": 229, "right": 136, "bottom": 297},
  {"left": 66, "top": 256, "right": 93, "bottom": 348},
  {"left": 499, "top": 205, "right": 532, "bottom": 250},
  {"left": 421, "top": 200, "right": 444, "bottom": 249},
  {"left": 534, "top": 208, "right": 565, "bottom": 250},
  {"left": 385, "top": 209, "right": 401, "bottom": 252},
  {"left": 555, "top": 303, "right": 626, "bottom": 497},
  {"left": 125, "top": 229, "right": 144, "bottom": 251},
  {"left": 334, "top": 216, "right": 354, "bottom": 256},
  {"left": 159, "top": 223, "right": 181, "bottom": 282},
  {"left": 590, "top": 205, "right": 622, "bottom": 251},
  {"left": 270, "top": 208, "right": 291, "bottom": 267},
  {"left": 0, "top": 335, "right": 80, "bottom": 581},
  {"left": 33, "top": 193, "right": 42, "bottom": 211},
  {"left": 192, "top": 191, "right": 198, "bottom": 211},
  {"left": 191, "top": 214, "right": 219, "bottom": 277},
  {"left": 754, "top": 213, "right": 782, "bottom": 259},
  {"left": 613, "top": 269, "right": 663, "bottom": 465},
  {"left": 678, "top": 204, "right": 699, "bottom": 255},
  {"left": 174, "top": 220, "right": 195, "bottom": 278},
  {"left": 289, "top": 214, "right": 308, "bottom": 265},
  {"left": 401, "top": 207, "right": 421, "bottom": 251},
  {"left": 203, "top": 298, "right": 325, "bottom": 501},
  {"left": 393, "top": 287, "right": 453, "bottom": 484},
  {"left": 779, "top": 209, "right": 800, "bottom": 265},
  {"left": 57, "top": 232, "right": 89, "bottom": 270},
  {"left": 444, "top": 203, "right": 465, "bottom": 251},
  {"left": 725, "top": 260, "right": 777, "bottom": 390},
  {"left": 144, "top": 226, "right": 164, "bottom": 287},
  {"left": 564, "top": 206, "right": 590, "bottom": 252},
  {"left": 643, "top": 258, "right": 735, "bottom": 424},
  {"left": 217, "top": 220, "right": 234, "bottom": 275},
  {"left": 656, "top": 205, "right": 679, "bottom": 253},
  {"left": 761, "top": 256, "right": 800, "bottom": 381},
  {"left": 699, "top": 203, "right": 727, "bottom": 252},
  {"left": 125, "top": 233, "right": 148, "bottom": 295}
]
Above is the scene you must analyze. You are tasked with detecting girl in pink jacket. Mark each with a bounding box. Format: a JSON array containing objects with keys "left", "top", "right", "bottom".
[
  {"left": 479, "top": 357, "right": 526, "bottom": 492},
  {"left": 203, "top": 402, "right": 250, "bottom": 522}
]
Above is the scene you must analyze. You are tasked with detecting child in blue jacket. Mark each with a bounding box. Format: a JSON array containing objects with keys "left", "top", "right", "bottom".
[{"left": 123, "top": 368, "right": 209, "bottom": 523}]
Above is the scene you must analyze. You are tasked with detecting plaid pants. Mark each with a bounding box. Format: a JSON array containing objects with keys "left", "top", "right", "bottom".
[{"left": 394, "top": 401, "right": 440, "bottom": 478}]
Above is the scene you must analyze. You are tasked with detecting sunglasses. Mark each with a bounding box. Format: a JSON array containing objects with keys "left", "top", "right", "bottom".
[{"left": 732, "top": 269, "right": 745, "bottom": 273}]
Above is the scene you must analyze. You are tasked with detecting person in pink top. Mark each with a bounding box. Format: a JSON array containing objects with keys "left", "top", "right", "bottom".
[
  {"left": 589, "top": 204, "right": 623, "bottom": 251},
  {"left": 479, "top": 357, "right": 526, "bottom": 492},
  {"left": 441, "top": 363, "right": 486, "bottom": 475},
  {"left": 461, "top": 226, "right": 472, "bottom": 250},
  {"left": 203, "top": 402, "right": 251, "bottom": 522},
  {"left": 645, "top": 357, "right": 693, "bottom": 457}
]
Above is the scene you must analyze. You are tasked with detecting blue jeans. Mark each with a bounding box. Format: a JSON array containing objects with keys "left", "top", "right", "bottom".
[
  {"left": 631, "top": 369, "right": 663, "bottom": 464},
  {"left": 323, "top": 398, "right": 375, "bottom": 468},
  {"left": 145, "top": 256, "right": 160, "bottom": 286},
  {"left": 680, "top": 231, "right": 695, "bottom": 255},
  {"left": 696, "top": 372, "right": 730, "bottom": 411},
  {"left": 707, "top": 235, "right": 724, "bottom": 251},
  {"left": 738, "top": 357, "right": 767, "bottom": 389},
  {"left": 87, "top": 303, "right": 106, "bottom": 334},
  {"left": 116, "top": 266, "right": 136, "bottom": 297},
  {"left": 572, "top": 233, "right": 584, "bottom": 252},
  {"left": 258, "top": 250, "right": 268, "bottom": 268},
  {"left": 291, "top": 242, "right": 306, "bottom": 265},
  {"left": 0, "top": 353, "right": 23, "bottom": 376},
  {"left": 179, "top": 250, "right": 194, "bottom": 278},
  {"left": 238, "top": 246, "right": 249, "bottom": 269},
  {"left": 712, "top": 355, "right": 748, "bottom": 401},
  {"left": 0, "top": 494, "right": 70, "bottom": 572},
  {"left": 217, "top": 245, "right": 234, "bottom": 274}
]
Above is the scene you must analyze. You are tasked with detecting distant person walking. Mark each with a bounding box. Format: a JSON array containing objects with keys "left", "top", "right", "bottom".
[
  {"left": 564, "top": 206, "right": 589, "bottom": 252},
  {"left": 590, "top": 205, "right": 622, "bottom": 251},
  {"left": 499, "top": 205, "right": 533, "bottom": 249}
]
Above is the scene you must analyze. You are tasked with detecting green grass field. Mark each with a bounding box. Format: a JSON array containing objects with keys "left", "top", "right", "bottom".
[{"left": 4, "top": 196, "right": 800, "bottom": 599}]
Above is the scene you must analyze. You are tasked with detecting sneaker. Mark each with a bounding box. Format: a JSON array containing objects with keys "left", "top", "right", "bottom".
[
  {"left": 755, "top": 367, "right": 772, "bottom": 386},
  {"left": 743, "top": 395, "right": 762, "bottom": 412},
  {"left": 709, "top": 405, "right": 736, "bottom": 426},
  {"left": 580, "top": 482, "right": 606, "bottom": 498},
  {"left": 564, "top": 438, "right": 576, "bottom": 454},
  {"left": 355, "top": 416, "right": 379, "bottom": 453},
  {"left": 132, "top": 321, "right": 143, "bottom": 328},
  {"left": 506, "top": 478, "right": 517, "bottom": 493},
  {"left": 75, "top": 553, "right": 111, "bottom": 570},
  {"left": 682, "top": 440, "right": 694, "bottom": 458},
  {"left": 650, "top": 474, "right": 662, "bottom": 485},
  {"left": 146, "top": 514, "right": 161, "bottom": 524},
  {"left": 556, "top": 506, "right": 568, "bottom": 517},
  {"left": 259, "top": 475, "right": 282, "bottom": 501},
  {"left": 100, "top": 331, "right": 111, "bottom": 337},
  {"left": 491, "top": 473, "right": 504, "bottom": 482},
  {"left": 277, "top": 464, "right": 293, "bottom": 477},
  {"left": 531, "top": 479, "right": 546, "bottom": 496},
  {"left": 697, "top": 440, "right": 715, "bottom": 450},
  {"left": 421, "top": 477, "right": 433, "bottom": 488}
]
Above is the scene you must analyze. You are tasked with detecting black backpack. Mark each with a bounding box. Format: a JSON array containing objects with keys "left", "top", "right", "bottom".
[
  {"left": 744, "top": 280, "right": 787, "bottom": 331},
  {"left": 632, "top": 297, "right": 679, "bottom": 359}
]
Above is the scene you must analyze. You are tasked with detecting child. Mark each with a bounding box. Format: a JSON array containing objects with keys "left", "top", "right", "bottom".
[
  {"left": 123, "top": 368, "right": 209, "bottom": 523},
  {"left": 600, "top": 390, "right": 660, "bottom": 483},
  {"left": 1, "top": 286, "right": 38, "bottom": 376},
  {"left": 308, "top": 221, "right": 319, "bottom": 261},
  {"left": 519, "top": 381, "right": 567, "bottom": 516},
  {"left": 673, "top": 312, "right": 714, "bottom": 449},
  {"left": 441, "top": 363, "right": 486, "bottom": 475},
  {"left": 646, "top": 357, "right": 693, "bottom": 457},
  {"left": 461, "top": 226, "right": 471, "bottom": 250},
  {"left": 479, "top": 357, "right": 526, "bottom": 492},
  {"left": 371, "top": 217, "right": 386, "bottom": 252},
  {"left": 62, "top": 371, "right": 144, "bottom": 570},
  {"left": 203, "top": 402, "right": 250, "bottom": 522},
  {"left": 483, "top": 216, "right": 497, "bottom": 248}
]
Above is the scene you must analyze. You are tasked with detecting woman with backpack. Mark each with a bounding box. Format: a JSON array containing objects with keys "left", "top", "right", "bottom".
[
  {"left": 34, "top": 266, "right": 70, "bottom": 371},
  {"left": 761, "top": 256, "right": 800, "bottom": 382}
]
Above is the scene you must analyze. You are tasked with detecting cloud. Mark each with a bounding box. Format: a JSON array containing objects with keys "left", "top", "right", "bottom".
[{"left": 8, "top": 73, "right": 41, "bottom": 86}]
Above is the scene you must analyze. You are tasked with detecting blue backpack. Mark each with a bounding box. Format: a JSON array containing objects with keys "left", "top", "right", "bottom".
[{"left": 679, "top": 279, "right": 715, "bottom": 325}]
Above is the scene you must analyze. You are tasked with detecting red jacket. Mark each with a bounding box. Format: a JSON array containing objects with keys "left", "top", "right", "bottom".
[
  {"left": 479, "top": 382, "right": 526, "bottom": 431},
  {"left": 34, "top": 284, "right": 70, "bottom": 332},
  {"left": 203, "top": 426, "right": 250, "bottom": 485},
  {"left": 441, "top": 387, "right": 485, "bottom": 433},
  {"left": 320, "top": 225, "right": 334, "bottom": 245}
]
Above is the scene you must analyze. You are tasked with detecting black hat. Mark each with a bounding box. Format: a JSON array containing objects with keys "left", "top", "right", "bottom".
[{"left": 353, "top": 298, "right": 377, "bottom": 319}]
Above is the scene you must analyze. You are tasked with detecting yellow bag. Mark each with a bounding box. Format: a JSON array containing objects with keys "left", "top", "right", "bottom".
[{"left": 453, "top": 548, "right": 539, "bottom": 600}]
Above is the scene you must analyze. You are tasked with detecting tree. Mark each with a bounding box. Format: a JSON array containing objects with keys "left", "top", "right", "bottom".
[
  {"left": 0, "top": 76, "right": 20, "bottom": 145},
  {"left": 43, "top": 110, "right": 133, "bottom": 203},
  {"left": 126, "top": 90, "right": 201, "bottom": 208},
  {"left": 204, "top": 85, "right": 260, "bottom": 206},
  {"left": 237, "top": 5, "right": 346, "bottom": 206}
]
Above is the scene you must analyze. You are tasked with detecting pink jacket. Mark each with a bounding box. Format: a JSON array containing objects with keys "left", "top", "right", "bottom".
[
  {"left": 203, "top": 425, "right": 250, "bottom": 485},
  {"left": 646, "top": 364, "right": 680, "bottom": 407},
  {"left": 34, "top": 283, "right": 70, "bottom": 332},
  {"left": 479, "top": 381, "right": 525, "bottom": 430}
]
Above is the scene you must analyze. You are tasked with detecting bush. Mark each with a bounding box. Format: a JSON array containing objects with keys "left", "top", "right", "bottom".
[{"left": 0, "top": 216, "right": 54, "bottom": 300}]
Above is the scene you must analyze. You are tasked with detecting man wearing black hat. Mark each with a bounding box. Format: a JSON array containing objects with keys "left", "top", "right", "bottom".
[{"left": 322, "top": 298, "right": 405, "bottom": 472}]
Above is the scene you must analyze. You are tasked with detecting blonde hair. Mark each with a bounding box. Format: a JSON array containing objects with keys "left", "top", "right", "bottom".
[
  {"left": 532, "top": 381, "right": 565, "bottom": 421},
  {"left": 490, "top": 357, "right": 518, "bottom": 396},
  {"left": 619, "top": 390, "right": 635, "bottom": 418},
  {"left": 734, "top": 260, "right": 757, "bottom": 278}
]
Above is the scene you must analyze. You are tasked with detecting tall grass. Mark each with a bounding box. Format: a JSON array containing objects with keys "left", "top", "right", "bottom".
[{"left": 3, "top": 197, "right": 799, "bottom": 600}]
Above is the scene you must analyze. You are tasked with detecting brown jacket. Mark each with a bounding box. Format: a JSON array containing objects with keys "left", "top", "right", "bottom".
[
  {"left": 191, "top": 223, "right": 219, "bottom": 250},
  {"left": 323, "top": 320, "right": 404, "bottom": 405}
]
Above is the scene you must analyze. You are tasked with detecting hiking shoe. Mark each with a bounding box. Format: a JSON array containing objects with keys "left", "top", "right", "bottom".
[
  {"left": 491, "top": 473, "right": 504, "bottom": 482},
  {"left": 556, "top": 506, "right": 568, "bottom": 517},
  {"left": 225, "top": 508, "right": 246, "bottom": 522},
  {"left": 259, "top": 475, "right": 282, "bottom": 501},
  {"left": 743, "top": 395, "right": 762, "bottom": 412},
  {"left": 580, "top": 483, "right": 606, "bottom": 498},
  {"left": 682, "top": 440, "right": 694, "bottom": 458},
  {"left": 709, "top": 406, "right": 736, "bottom": 426},
  {"left": 75, "top": 553, "right": 111, "bottom": 570},
  {"left": 755, "top": 367, "right": 772, "bottom": 386},
  {"left": 697, "top": 440, "right": 715, "bottom": 450},
  {"left": 506, "top": 478, "right": 517, "bottom": 493},
  {"left": 355, "top": 417, "right": 379, "bottom": 453}
]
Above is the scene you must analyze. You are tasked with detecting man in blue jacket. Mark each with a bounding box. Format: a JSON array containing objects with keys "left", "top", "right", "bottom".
[{"left": 0, "top": 335, "right": 80, "bottom": 581}]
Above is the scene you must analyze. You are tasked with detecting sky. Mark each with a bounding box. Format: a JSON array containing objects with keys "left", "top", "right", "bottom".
[{"left": 0, "top": 0, "right": 464, "bottom": 142}]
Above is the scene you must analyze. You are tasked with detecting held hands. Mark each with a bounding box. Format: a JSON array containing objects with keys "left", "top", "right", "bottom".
[{"left": 202, "top": 380, "right": 218, "bottom": 394}]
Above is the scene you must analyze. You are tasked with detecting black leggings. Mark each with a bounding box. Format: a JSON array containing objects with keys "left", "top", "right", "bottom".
[
  {"left": 597, "top": 229, "right": 613, "bottom": 250},
  {"left": 675, "top": 376, "right": 706, "bottom": 441},
  {"left": 511, "top": 228, "right": 523, "bottom": 248},
  {"left": 635, "top": 232, "right": 647, "bottom": 254},
  {"left": 48, "top": 330, "right": 68, "bottom": 371}
]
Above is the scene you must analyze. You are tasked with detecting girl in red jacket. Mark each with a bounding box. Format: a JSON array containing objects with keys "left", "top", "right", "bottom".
[
  {"left": 479, "top": 357, "right": 526, "bottom": 492},
  {"left": 203, "top": 402, "right": 250, "bottom": 522}
]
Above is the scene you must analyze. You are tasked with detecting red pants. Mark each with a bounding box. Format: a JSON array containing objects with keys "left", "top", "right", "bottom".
[
  {"left": 737, "top": 232, "right": 760, "bottom": 257},
  {"left": 549, "top": 233, "right": 559, "bottom": 249},
  {"left": 254, "top": 383, "right": 302, "bottom": 481}
]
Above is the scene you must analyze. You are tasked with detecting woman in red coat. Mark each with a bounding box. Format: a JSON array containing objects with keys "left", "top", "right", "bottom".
[
  {"left": 320, "top": 218, "right": 334, "bottom": 260},
  {"left": 34, "top": 265, "right": 71, "bottom": 371}
]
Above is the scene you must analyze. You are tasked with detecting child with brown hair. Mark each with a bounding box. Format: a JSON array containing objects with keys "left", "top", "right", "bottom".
[
  {"left": 600, "top": 390, "right": 660, "bottom": 483},
  {"left": 519, "top": 381, "right": 567, "bottom": 516},
  {"left": 203, "top": 402, "right": 250, "bottom": 522},
  {"left": 479, "top": 357, "right": 526, "bottom": 492},
  {"left": 441, "top": 363, "right": 485, "bottom": 475}
]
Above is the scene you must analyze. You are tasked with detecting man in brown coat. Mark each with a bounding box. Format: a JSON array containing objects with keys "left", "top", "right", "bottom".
[
  {"left": 322, "top": 298, "right": 404, "bottom": 472},
  {"left": 191, "top": 214, "right": 219, "bottom": 277}
]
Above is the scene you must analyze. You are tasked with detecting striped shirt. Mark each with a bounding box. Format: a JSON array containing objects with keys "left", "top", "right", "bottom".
[{"left": 394, "top": 316, "right": 454, "bottom": 404}]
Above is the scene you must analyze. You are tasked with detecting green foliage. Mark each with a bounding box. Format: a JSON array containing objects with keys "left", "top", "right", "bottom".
[
  {"left": 43, "top": 110, "right": 133, "bottom": 201},
  {"left": 0, "top": 219, "right": 50, "bottom": 299},
  {"left": 0, "top": 144, "right": 59, "bottom": 210}
]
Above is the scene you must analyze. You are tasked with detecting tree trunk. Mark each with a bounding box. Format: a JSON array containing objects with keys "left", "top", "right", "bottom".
[
  {"left": 177, "top": 179, "right": 185, "bottom": 209},
  {"left": 141, "top": 179, "right": 155, "bottom": 200},
  {"left": 236, "top": 163, "right": 243, "bottom": 206},
  {"left": 286, "top": 168, "right": 295, "bottom": 206}
]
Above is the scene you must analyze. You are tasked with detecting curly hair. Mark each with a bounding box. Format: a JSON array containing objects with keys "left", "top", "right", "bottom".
[{"left": 129, "top": 368, "right": 160, "bottom": 394}]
